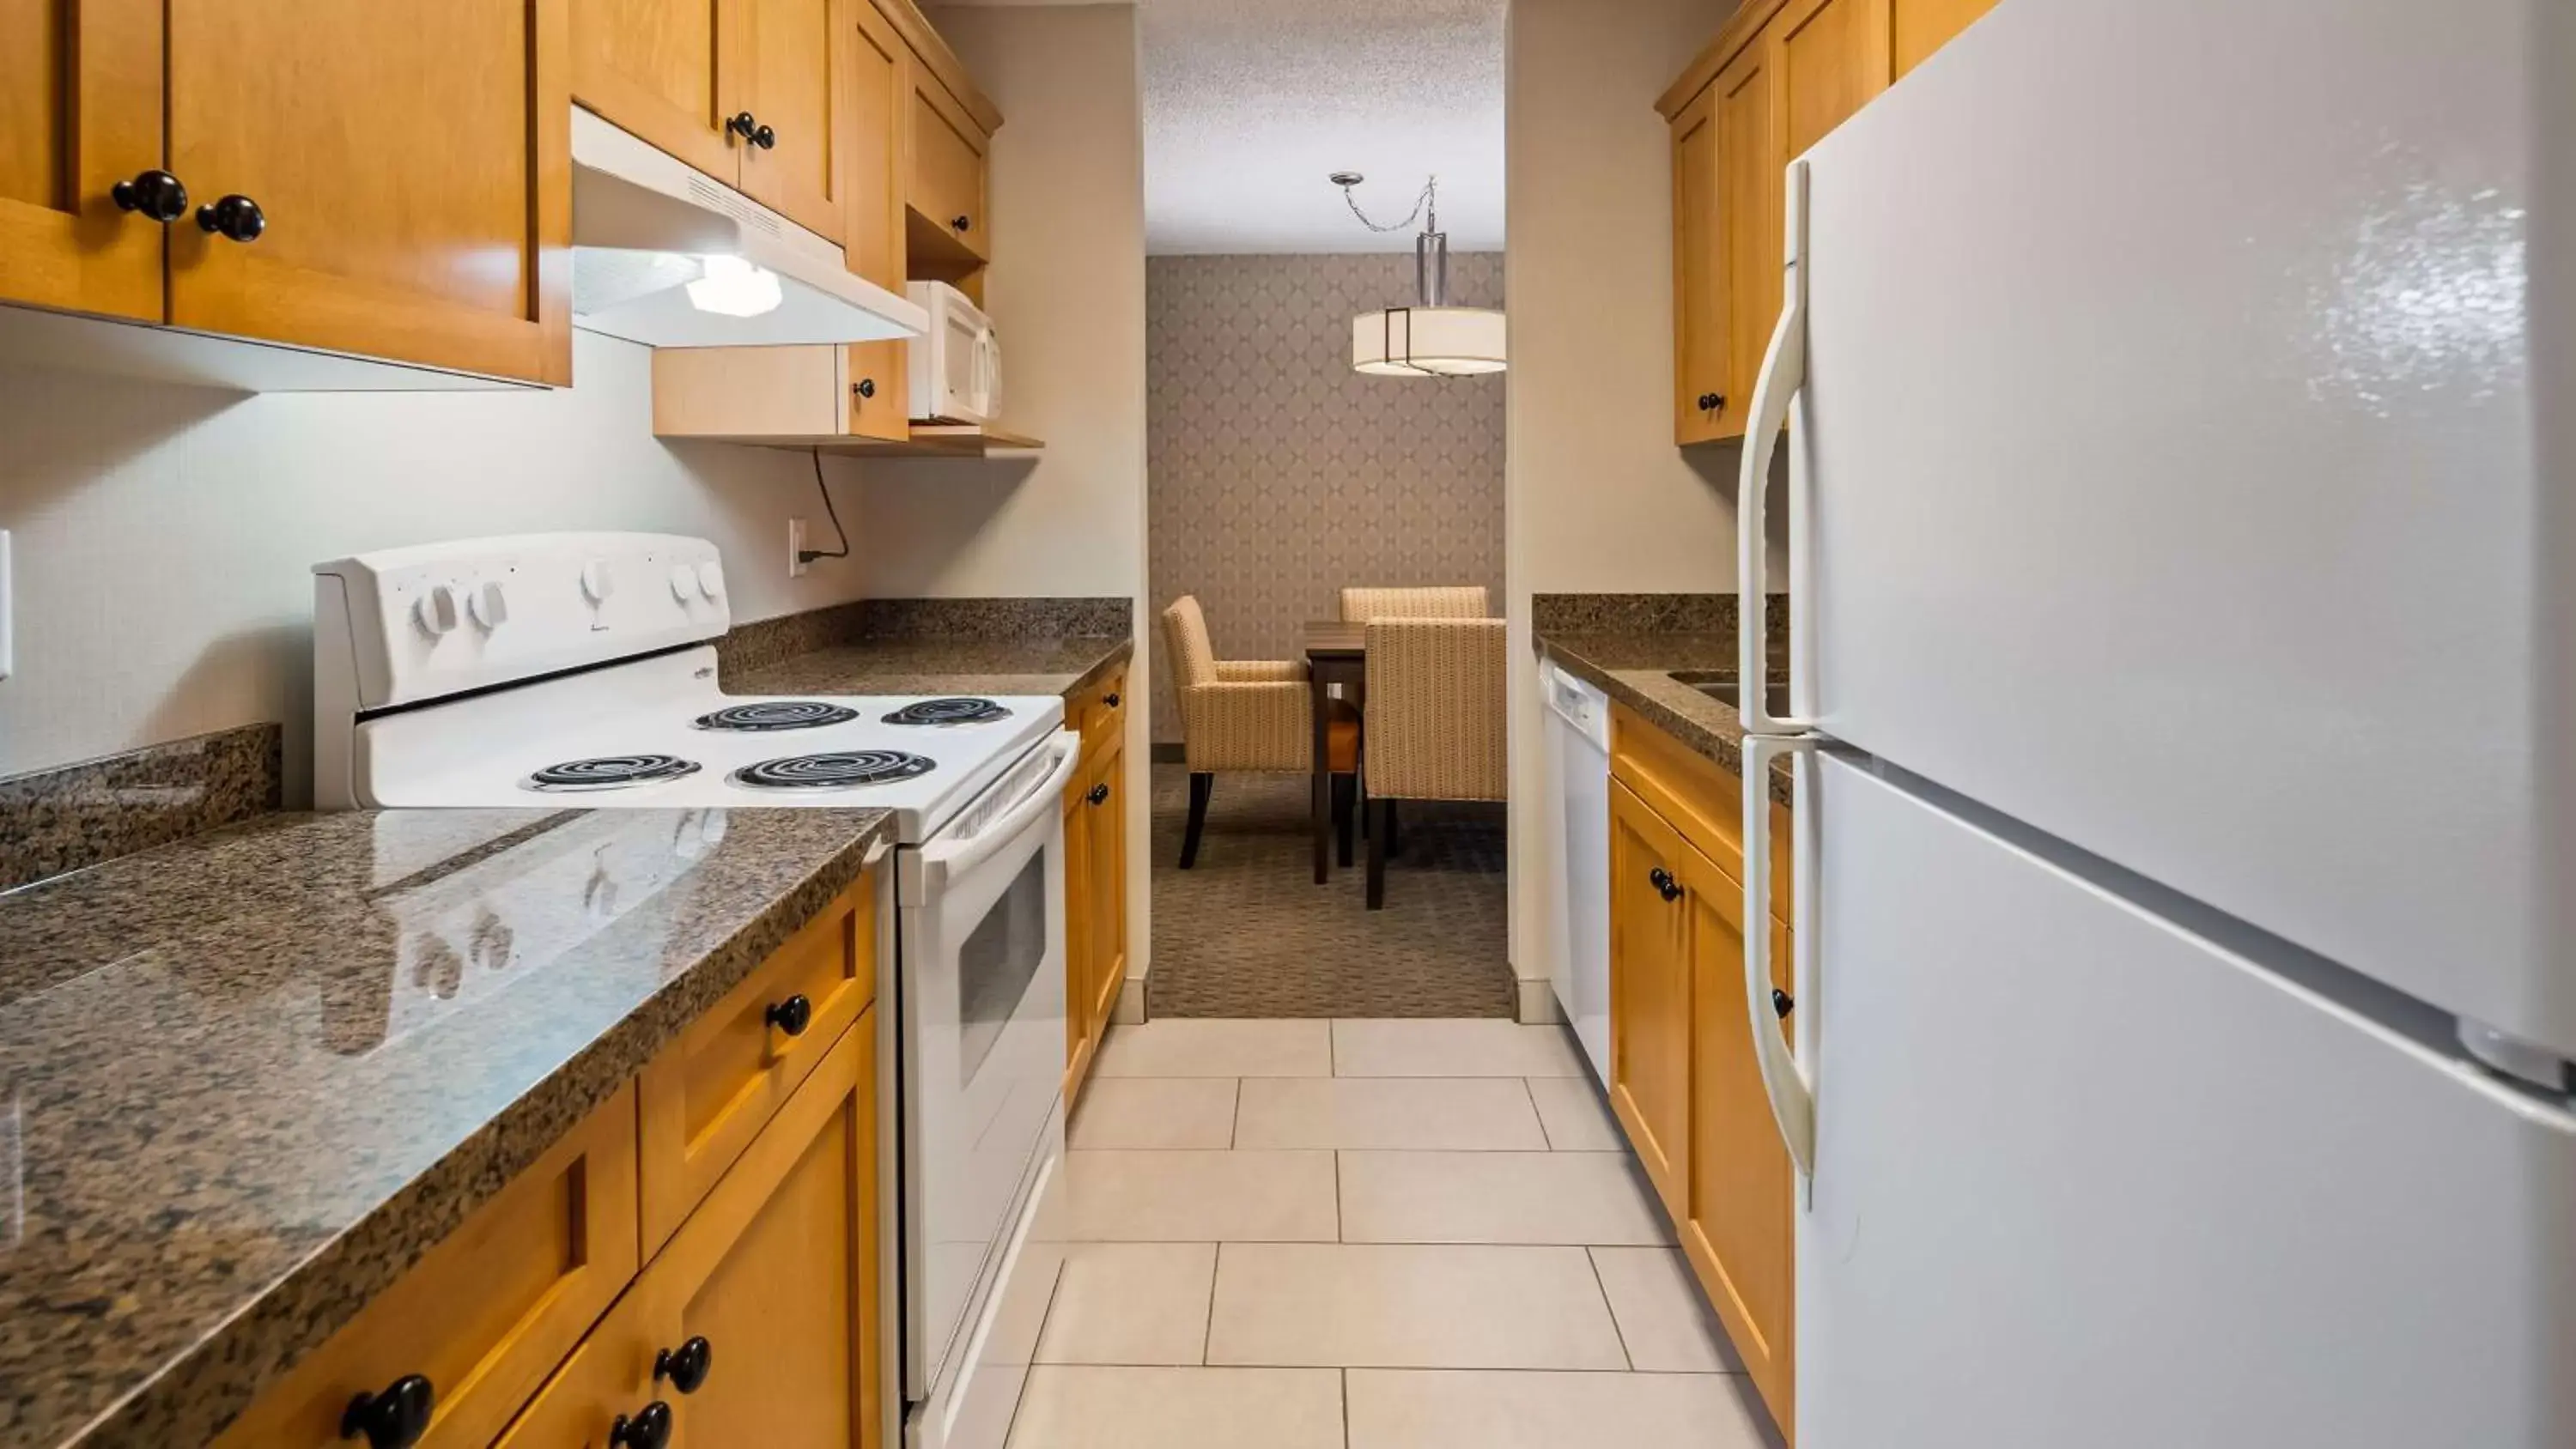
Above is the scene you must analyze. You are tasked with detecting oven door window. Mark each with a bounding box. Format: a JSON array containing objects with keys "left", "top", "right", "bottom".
[{"left": 957, "top": 849, "right": 1048, "bottom": 1083}]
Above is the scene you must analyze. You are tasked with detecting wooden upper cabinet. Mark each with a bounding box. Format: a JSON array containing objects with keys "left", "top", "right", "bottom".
[
  {"left": 841, "top": 0, "right": 911, "bottom": 442},
  {"left": 905, "top": 68, "right": 989, "bottom": 269},
  {"left": 166, "top": 0, "right": 571, "bottom": 384},
  {"left": 1681, "top": 844, "right": 1796, "bottom": 1442},
  {"left": 572, "top": 0, "right": 741, "bottom": 180},
  {"left": 640, "top": 1012, "right": 882, "bottom": 1449},
  {"left": 0, "top": 0, "right": 164, "bottom": 320},
  {"left": 740, "top": 0, "right": 848, "bottom": 243},
  {"left": 1773, "top": 0, "right": 1887, "bottom": 160},
  {"left": 1669, "top": 85, "right": 1728, "bottom": 444},
  {"left": 1608, "top": 779, "right": 1695, "bottom": 1221},
  {"left": 1893, "top": 0, "right": 2000, "bottom": 78},
  {"left": 1713, "top": 37, "right": 1777, "bottom": 452}
]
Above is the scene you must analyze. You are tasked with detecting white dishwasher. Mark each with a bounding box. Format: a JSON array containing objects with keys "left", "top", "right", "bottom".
[{"left": 1540, "top": 659, "right": 1612, "bottom": 1080}]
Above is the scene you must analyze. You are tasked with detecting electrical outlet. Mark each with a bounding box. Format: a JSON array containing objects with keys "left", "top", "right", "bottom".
[
  {"left": 0, "top": 530, "right": 13, "bottom": 682},
  {"left": 787, "top": 518, "right": 810, "bottom": 578}
]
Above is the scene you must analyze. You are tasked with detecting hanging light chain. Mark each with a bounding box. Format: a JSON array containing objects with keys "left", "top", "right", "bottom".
[{"left": 1338, "top": 174, "right": 1439, "bottom": 236}]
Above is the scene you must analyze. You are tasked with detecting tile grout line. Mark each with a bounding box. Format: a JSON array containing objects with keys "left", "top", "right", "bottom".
[
  {"left": 1340, "top": 1366, "right": 1352, "bottom": 1448},
  {"left": 1522, "top": 1076, "right": 1555, "bottom": 1150},
  {"left": 1585, "top": 1246, "right": 1638, "bottom": 1373},
  {"left": 1202, "top": 1240, "right": 1224, "bottom": 1367},
  {"left": 1230, "top": 1076, "right": 1242, "bottom": 1149}
]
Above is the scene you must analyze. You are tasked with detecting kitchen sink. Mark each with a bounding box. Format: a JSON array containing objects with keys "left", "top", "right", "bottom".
[{"left": 1668, "top": 670, "right": 1791, "bottom": 718}]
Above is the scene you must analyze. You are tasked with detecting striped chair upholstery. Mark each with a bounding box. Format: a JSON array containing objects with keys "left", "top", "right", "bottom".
[
  {"left": 1339, "top": 585, "right": 1491, "bottom": 622},
  {"left": 1360, "top": 616, "right": 1504, "bottom": 909}
]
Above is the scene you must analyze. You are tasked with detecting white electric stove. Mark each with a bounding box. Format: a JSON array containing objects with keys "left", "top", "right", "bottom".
[{"left": 312, "top": 532, "right": 1071, "bottom": 1449}]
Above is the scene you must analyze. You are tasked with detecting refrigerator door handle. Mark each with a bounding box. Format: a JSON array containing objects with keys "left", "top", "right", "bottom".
[
  {"left": 1738, "top": 160, "right": 1819, "bottom": 736},
  {"left": 1742, "top": 735, "right": 1817, "bottom": 1187}
]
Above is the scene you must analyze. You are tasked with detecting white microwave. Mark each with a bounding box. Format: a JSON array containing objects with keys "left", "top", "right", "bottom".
[{"left": 906, "top": 281, "right": 1000, "bottom": 425}]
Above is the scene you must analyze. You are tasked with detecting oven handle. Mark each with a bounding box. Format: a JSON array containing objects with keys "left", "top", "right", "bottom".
[{"left": 919, "top": 731, "right": 1082, "bottom": 888}]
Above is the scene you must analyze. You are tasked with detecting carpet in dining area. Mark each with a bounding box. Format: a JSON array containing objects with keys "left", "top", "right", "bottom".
[{"left": 1145, "top": 761, "right": 1516, "bottom": 1018}]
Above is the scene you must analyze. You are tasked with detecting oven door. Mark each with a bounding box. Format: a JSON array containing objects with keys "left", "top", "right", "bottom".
[{"left": 899, "top": 731, "right": 1077, "bottom": 1407}]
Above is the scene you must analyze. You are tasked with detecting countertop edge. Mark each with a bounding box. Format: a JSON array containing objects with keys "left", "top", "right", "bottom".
[
  {"left": 1534, "top": 632, "right": 1795, "bottom": 809},
  {"left": 87, "top": 812, "right": 899, "bottom": 1449}
]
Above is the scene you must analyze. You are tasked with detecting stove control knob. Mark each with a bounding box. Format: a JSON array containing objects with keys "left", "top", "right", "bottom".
[
  {"left": 581, "top": 559, "right": 615, "bottom": 603},
  {"left": 469, "top": 580, "right": 510, "bottom": 631},
  {"left": 695, "top": 561, "right": 724, "bottom": 600},
  {"left": 416, "top": 584, "right": 463, "bottom": 638},
  {"left": 669, "top": 564, "right": 696, "bottom": 603}
]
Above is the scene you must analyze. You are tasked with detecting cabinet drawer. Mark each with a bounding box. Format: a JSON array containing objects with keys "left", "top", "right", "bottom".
[
  {"left": 640, "top": 870, "right": 878, "bottom": 1250},
  {"left": 488, "top": 1279, "right": 663, "bottom": 1449},
  {"left": 212, "top": 1086, "right": 641, "bottom": 1449},
  {"left": 1077, "top": 664, "right": 1128, "bottom": 752},
  {"left": 1610, "top": 703, "right": 1791, "bottom": 919}
]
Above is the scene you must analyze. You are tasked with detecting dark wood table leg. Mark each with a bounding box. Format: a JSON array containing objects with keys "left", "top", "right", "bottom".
[{"left": 1310, "top": 663, "right": 1331, "bottom": 883}]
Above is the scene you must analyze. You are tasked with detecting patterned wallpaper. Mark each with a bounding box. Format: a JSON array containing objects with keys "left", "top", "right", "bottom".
[{"left": 1146, "top": 252, "right": 1506, "bottom": 743}]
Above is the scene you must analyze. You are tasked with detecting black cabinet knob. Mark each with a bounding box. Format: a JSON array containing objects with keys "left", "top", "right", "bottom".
[
  {"left": 1648, "top": 867, "right": 1682, "bottom": 902},
  {"left": 765, "top": 992, "right": 813, "bottom": 1037},
  {"left": 951, "top": 214, "right": 971, "bottom": 233},
  {"left": 653, "top": 1336, "right": 714, "bottom": 1395},
  {"left": 1103, "top": 692, "right": 1121, "bottom": 707},
  {"left": 1772, "top": 987, "right": 1794, "bottom": 1019},
  {"left": 111, "top": 169, "right": 189, "bottom": 222},
  {"left": 853, "top": 377, "right": 877, "bottom": 400},
  {"left": 753, "top": 123, "right": 776, "bottom": 149},
  {"left": 1696, "top": 391, "right": 1727, "bottom": 413},
  {"left": 609, "top": 1402, "right": 673, "bottom": 1449},
  {"left": 1086, "top": 782, "right": 1109, "bottom": 806},
  {"left": 197, "top": 194, "right": 264, "bottom": 242},
  {"left": 338, "top": 1375, "right": 434, "bottom": 1447},
  {"left": 727, "top": 111, "right": 761, "bottom": 143}
]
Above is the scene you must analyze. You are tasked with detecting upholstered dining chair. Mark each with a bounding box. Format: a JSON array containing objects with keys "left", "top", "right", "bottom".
[
  {"left": 1161, "top": 595, "right": 1358, "bottom": 868},
  {"left": 1339, "top": 585, "right": 1492, "bottom": 622},
  {"left": 1360, "top": 617, "right": 1509, "bottom": 908}
]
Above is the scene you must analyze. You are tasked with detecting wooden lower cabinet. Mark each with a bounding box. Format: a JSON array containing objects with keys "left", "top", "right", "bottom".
[
  {"left": 1607, "top": 722, "right": 1798, "bottom": 1441},
  {"left": 1682, "top": 846, "right": 1796, "bottom": 1440},
  {"left": 1062, "top": 707, "right": 1130, "bottom": 1106},
  {"left": 1608, "top": 779, "right": 1695, "bottom": 1220},
  {"left": 503, "top": 1011, "right": 882, "bottom": 1448}
]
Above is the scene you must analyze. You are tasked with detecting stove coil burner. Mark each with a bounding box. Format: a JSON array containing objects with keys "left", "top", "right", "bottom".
[
  {"left": 883, "top": 697, "right": 1012, "bottom": 727},
  {"left": 695, "top": 700, "right": 862, "bottom": 732},
  {"left": 528, "top": 755, "right": 702, "bottom": 791},
  {"left": 732, "top": 750, "right": 938, "bottom": 791}
]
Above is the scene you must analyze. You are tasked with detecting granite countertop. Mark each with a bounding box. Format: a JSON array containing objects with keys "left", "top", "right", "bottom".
[
  {"left": 0, "top": 805, "right": 896, "bottom": 1449},
  {"left": 726, "top": 634, "right": 1134, "bottom": 701},
  {"left": 1535, "top": 629, "right": 1795, "bottom": 808}
]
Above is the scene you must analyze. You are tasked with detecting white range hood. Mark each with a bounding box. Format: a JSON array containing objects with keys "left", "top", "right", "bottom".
[{"left": 570, "top": 108, "right": 927, "bottom": 348}]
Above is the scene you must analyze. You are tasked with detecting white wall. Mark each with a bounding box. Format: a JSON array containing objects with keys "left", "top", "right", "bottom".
[
  {"left": 0, "top": 330, "right": 868, "bottom": 795},
  {"left": 1504, "top": 0, "right": 1741, "bottom": 1014},
  {"left": 887, "top": 3, "right": 1154, "bottom": 1004}
]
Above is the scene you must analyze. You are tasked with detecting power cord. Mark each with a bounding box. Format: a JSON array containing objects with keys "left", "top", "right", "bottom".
[{"left": 797, "top": 446, "right": 851, "bottom": 566}]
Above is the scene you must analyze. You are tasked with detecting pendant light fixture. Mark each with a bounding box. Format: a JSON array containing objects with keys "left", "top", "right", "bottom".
[{"left": 1334, "top": 172, "right": 1506, "bottom": 378}]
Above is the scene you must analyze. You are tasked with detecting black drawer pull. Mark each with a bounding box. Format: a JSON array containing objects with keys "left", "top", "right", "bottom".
[
  {"left": 765, "top": 993, "right": 813, "bottom": 1037},
  {"left": 339, "top": 1375, "right": 434, "bottom": 1447}
]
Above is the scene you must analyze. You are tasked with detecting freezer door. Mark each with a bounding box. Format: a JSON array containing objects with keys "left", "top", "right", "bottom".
[
  {"left": 1785, "top": 0, "right": 2576, "bottom": 1058},
  {"left": 1799, "top": 753, "right": 2576, "bottom": 1447}
]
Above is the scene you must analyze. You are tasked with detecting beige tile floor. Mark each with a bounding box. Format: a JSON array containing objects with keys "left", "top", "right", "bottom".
[{"left": 1001, "top": 1018, "right": 1789, "bottom": 1448}]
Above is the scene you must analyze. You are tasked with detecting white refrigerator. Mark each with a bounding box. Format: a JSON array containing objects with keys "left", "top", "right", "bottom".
[{"left": 1727, "top": 0, "right": 2576, "bottom": 1444}]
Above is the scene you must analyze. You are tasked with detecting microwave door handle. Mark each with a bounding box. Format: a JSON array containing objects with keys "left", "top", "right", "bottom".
[{"left": 919, "top": 732, "right": 1082, "bottom": 886}]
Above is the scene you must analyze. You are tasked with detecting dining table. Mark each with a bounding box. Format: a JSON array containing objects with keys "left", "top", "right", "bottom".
[{"left": 1302, "top": 620, "right": 1365, "bottom": 883}]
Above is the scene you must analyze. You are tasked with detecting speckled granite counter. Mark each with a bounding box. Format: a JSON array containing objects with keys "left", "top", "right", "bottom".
[
  {"left": 726, "top": 634, "right": 1134, "bottom": 703},
  {"left": 0, "top": 805, "right": 895, "bottom": 1449},
  {"left": 1535, "top": 630, "right": 1794, "bottom": 808}
]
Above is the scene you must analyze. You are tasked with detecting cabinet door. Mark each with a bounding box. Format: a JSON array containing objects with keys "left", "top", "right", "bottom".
[
  {"left": 841, "top": 0, "right": 910, "bottom": 441},
  {"left": 905, "top": 66, "right": 989, "bottom": 267},
  {"left": 1607, "top": 779, "right": 1693, "bottom": 1219},
  {"left": 642, "top": 1010, "right": 880, "bottom": 1449},
  {"left": 1713, "top": 36, "right": 1777, "bottom": 452},
  {"left": 1681, "top": 844, "right": 1795, "bottom": 1440},
  {"left": 1890, "top": 0, "right": 1998, "bottom": 79},
  {"left": 0, "top": 0, "right": 163, "bottom": 319},
  {"left": 1772, "top": 0, "right": 1889, "bottom": 162},
  {"left": 740, "top": 0, "right": 845, "bottom": 242},
  {"left": 1062, "top": 756, "right": 1097, "bottom": 1097},
  {"left": 166, "top": 0, "right": 572, "bottom": 384},
  {"left": 1668, "top": 82, "right": 1728, "bottom": 445},
  {"left": 489, "top": 1287, "right": 662, "bottom": 1449},
  {"left": 1085, "top": 739, "right": 1129, "bottom": 1034},
  {"left": 572, "top": 0, "right": 743, "bottom": 182}
]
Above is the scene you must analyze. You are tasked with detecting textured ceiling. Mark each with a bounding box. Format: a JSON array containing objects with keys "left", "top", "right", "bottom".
[{"left": 934, "top": 0, "right": 1505, "bottom": 256}]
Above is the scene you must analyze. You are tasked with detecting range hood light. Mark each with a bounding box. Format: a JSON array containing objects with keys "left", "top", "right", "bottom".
[{"left": 686, "top": 255, "right": 786, "bottom": 318}]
